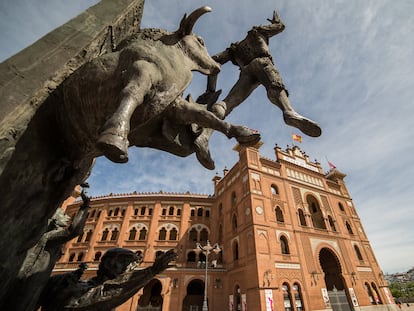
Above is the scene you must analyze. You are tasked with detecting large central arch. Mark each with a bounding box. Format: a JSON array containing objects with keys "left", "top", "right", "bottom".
[{"left": 319, "top": 248, "right": 353, "bottom": 311}]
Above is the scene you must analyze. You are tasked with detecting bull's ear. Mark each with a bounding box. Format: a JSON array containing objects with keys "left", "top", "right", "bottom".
[{"left": 176, "top": 6, "right": 212, "bottom": 36}]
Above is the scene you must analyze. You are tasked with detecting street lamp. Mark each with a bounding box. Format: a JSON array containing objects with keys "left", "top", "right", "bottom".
[{"left": 196, "top": 240, "right": 221, "bottom": 311}]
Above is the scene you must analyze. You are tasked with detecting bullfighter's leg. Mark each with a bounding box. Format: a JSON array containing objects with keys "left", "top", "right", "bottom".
[
  {"left": 193, "top": 73, "right": 260, "bottom": 169},
  {"left": 97, "top": 61, "right": 156, "bottom": 163},
  {"left": 257, "top": 61, "right": 322, "bottom": 137}
]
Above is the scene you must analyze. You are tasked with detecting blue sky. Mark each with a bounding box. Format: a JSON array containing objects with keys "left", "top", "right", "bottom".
[{"left": 1, "top": 0, "right": 413, "bottom": 274}]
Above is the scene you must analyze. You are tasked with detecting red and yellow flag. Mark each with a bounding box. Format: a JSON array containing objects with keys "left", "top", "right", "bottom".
[{"left": 292, "top": 134, "right": 302, "bottom": 143}]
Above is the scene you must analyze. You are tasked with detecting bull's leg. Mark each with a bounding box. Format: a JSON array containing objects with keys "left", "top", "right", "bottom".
[
  {"left": 97, "top": 61, "right": 156, "bottom": 163},
  {"left": 192, "top": 74, "right": 259, "bottom": 168}
]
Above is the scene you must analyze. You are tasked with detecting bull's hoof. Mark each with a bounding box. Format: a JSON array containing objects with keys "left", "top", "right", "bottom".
[
  {"left": 97, "top": 133, "right": 129, "bottom": 163},
  {"left": 194, "top": 136, "right": 215, "bottom": 170},
  {"left": 283, "top": 111, "right": 322, "bottom": 137},
  {"left": 229, "top": 126, "right": 261, "bottom": 146}
]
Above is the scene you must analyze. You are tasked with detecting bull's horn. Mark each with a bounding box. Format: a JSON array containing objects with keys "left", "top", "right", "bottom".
[{"left": 177, "top": 6, "right": 212, "bottom": 36}]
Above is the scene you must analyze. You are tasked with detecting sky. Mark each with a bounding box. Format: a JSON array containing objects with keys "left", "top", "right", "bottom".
[{"left": 1, "top": 0, "right": 413, "bottom": 274}]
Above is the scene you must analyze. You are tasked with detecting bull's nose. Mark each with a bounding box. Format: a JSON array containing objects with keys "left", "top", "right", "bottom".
[{"left": 211, "top": 64, "right": 221, "bottom": 74}]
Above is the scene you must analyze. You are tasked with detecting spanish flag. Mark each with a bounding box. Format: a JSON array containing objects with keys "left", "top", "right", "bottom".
[{"left": 292, "top": 134, "right": 302, "bottom": 143}]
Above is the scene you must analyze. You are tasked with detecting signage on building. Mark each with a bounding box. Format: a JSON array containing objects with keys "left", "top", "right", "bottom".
[
  {"left": 265, "top": 289, "right": 274, "bottom": 311},
  {"left": 242, "top": 294, "right": 247, "bottom": 311},
  {"left": 348, "top": 288, "right": 359, "bottom": 306},
  {"left": 282, "top": 155, "right": 319, "bottom": 172},
  {"left": 321, "top": 288, "right": 331, "bottom": 308}
]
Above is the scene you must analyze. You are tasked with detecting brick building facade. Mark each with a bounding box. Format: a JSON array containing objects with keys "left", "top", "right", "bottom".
[{"left": 56, "top": 143, "right": 397, "bottom": 311}]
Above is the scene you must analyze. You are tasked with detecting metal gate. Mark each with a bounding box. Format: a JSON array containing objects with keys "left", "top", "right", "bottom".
[{"left": 328, "top": 289, "right": 353, "bottom": 311}]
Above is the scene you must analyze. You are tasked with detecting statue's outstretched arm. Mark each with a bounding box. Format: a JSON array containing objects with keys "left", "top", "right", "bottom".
[{"left": 256, "top": 10, "right": 285, "bottom": 38}]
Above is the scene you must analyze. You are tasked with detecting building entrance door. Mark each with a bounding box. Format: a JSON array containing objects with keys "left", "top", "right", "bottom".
[
  {"left": 319, "top": 248, "right": 353, "bottom": 311},
  {"left": 182, "top": 279, "right": 204, "bottom": 311}
]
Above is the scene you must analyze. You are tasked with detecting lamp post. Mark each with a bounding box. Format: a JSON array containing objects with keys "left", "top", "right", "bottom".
[{"left": 196, "top": 240, "right": 221, "bottom": 311}]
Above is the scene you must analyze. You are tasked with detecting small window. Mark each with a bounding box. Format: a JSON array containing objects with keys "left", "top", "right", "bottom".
[
  {"left": 77, "top": 252, "right": 84, "bottom": 262},
  {"left": 101, "top": 228, "right": 109, "bottom": 241},
  {"left": 197, "top": 208, "right": 203, "bottom": 217},
  {"left": 298, "top": 209, "right": 307, "bottom": 226},
  {"left": 354, "top": 245, "right": 363, "bottom": 261},
  {"left": 338, "top": 202, "right": 345, "bottom": 212},
  {"left": 140, "top": 206, "right": 146, "bottom": 216},
  {"left": 110, "top": 228, "right": 119, "bottom": 241},
  {"left": 232, "top": 214, "right": 238, "bottom": 231},
  {"left": 108, "top": 210, "right": 113, "bottom": 217},
  {"left": 158, "top": 227, "right": 167, "bottom": 240},
  {"left": 271, "top": 184, "right": 279, "bottom": 195},
  {"left": 346, "top": 221, "right": 354, "bottom": 235},
  {"left": 190, "top": 209, "right": 195, "bottom": 217},
  {"left": 114, "top": 207, "right": 119, "bottom": 217},
  {"left": 233, "top": 241, "right": 239, "bottom": 260},
  {"left": 169, "top": 228, "right": 178, "bottom": 240},
  {"left": 85, "top": 230, "right": 93, "bottom": 242},
  {"left": 205, "top": 209, "right": 210, "bottom": 218},
  {"left": 231, "top": 191, "right": 237, "bottom": 206},
  {"left": 328, "top": 216, "right": 336, "bottom": 231},
  {"left": 121, "top": 209, "right": 126, "bottom": 217},
  {"left": 189, "top": 228, "right": 197, "bottom": 241},
  {"left": 162, "top": 208, "right": 167, "bottom": 216},
  {"left": 77, "top": 231, "right": 84, "bottom": 243},
  {"left": 134, "top": 208, "right": 139, "bottom": 216},
  {"left": 69, "top": 253, "right": 76, "bottom": 262},
  {"left": 275, "top": 206, "right": 284, "bottom": 223},
  {"left": 280, "top": 236, "right": 290, "bottom": 254},
  {"left": 169, "top": 206, "right": 175, "bottom": 216},
  {"left": 139, "top": 228, "right": 147, "bottom": 240},
  {"left": 94, "top": 251, "right": 102, "bottom": 261},
  {"left": 177, "top": 208, "right": 181, "bottom": 216},
  {"left": 187, "top": 251, "right": 196, "bottom": 262},
  {"left": 200, "top": 228, "right": 208, "bottom": 242},
  {"left": 129, "top": 227, "right": 137, "bottom": 240},
  {"left": 90, "top": 210, "right": 96, "bottom": 218},
  {"left": 148, "top": 208, "right": 153, "bottom": 216}
]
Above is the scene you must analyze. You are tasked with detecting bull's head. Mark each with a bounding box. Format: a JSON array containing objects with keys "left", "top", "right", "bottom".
[{"left": 175, "top": 6, "right": 220, "bottom": 75}]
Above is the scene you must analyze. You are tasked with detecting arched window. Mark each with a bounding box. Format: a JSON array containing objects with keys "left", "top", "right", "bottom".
[
  {"left": 169, "top": 206, "right": 175, "bottom": 216},
  {"left": 101, "top": 228, "right": 109, "bottom": 241},
  {"left": 365, "top": 282, "right": 376, "bottom": 304},
  {"left": 371, "top": 283, "right": 382, "bottom": 304},
  {"left": 190, "top": 209, "right": 195, "bottom": 217},
  {"left": 69, "top": 253, "right": 76, "bottom": 262},
  {"left": 189, "top": 228, "right": 198, "bottom": 241},
  {"left": 139, "top": 227, "right": 147, "bottom": 240},
  {"left": 158, "top": 227, "right": 167, "bottom": 240},
  {"left": 129, "top": 227, "right": 137, "bottom": 240},
  {"left": 97, "top": 210, "right": 101, "bottom": 218},
  {"left": 346, "top": 221, "right": 354, "bottom": 234},
  {"left": 205, "top": 209, "right": 210, "bottom": 218},
  {"left": 169, "top": 228, "right": 178, "bottom": 240},
  {"left": 162, "top": 208, "right": 167, "bottom": 216},
  {"left": 234, "top": 285, "right": 241, "bottom": 311},
  {"left": 148, "top": 208, "right": 153, "bottom": 216},
  {"left": 354, "top": 245, "right": 363, "bottom": 260},
  {"left": 187, "top": 251, "right": 196, "bottom": 262},
  {"left": 114, "top": 207, "right": 119, "bottom": 216},
  {"left": 280, "top": 236, "right": 290, "bottom": 254},
  {"left": 140, "top": 206, "right": 146, "bottom": 216},
  {"left": 90, "top": 210, "right": 95, "bottom": 218},
  {"left": 110, "top": 228, "right": 119, "bottom": 241},
  {"left": 94, "top": 251, "right": 102, "bottom": 262},
  {"left": 108, "top": 210, "right": 113, "bottom": 216},
  {"left": 200, "top": 228, "right": 208, "bottom": 242},
  {"left": 134, "top": 208, "right": 139, "bottom": 216},
  {"left": 328, "top": 216, "right": 336, "bottom": 231},
  {"left": 282, "top": 283, "right": 293, "bottom": 311},
  {"left": 293, "top": 283, "right": 304, "bottom": 311},
  {"left": 76, "top": 231, "right": 84, "bottom": 243},
  {"left": 275, "top": 206, "right": 284, "bottom": 223},
  {"left": 197, "top": 208, "right": 203, "bottom": 217},
  {"left": 232, "top": 214, "right": 238, "bottom": 231},
  {"left": 77, "top": 252, "right": 84, "bottom": 262},
  {"left": 219, "top": 203, "right": 223, "bottom": 215},
  {"left": 233, "top": 241, "right": 239, "bottom": 260},
  {"left": 231, "top": 191, "right": 237, "bottom": 206},
  {"left": 271, "top": 184, "right": 279, "bottom": 195},
  {"left": 121, "top": 209, "right": 125, "bottom": 217},
  {"left": 298, "top": 209, "right": 307, "bottom": 226},
  {"left": 307, "top": 196, "right": 326, "bottom": 230},
  {"left": 218, "top": 224, "right": 223, "bottom": 243},
  {"left": 177, "top": 208, "right": 181, "bottom": 216},
  {"left": 338, "top": 202, "right": 345, "bottom": 212},
  {"left": 85, "top": 229, "right": 93, "bottom": 242}
]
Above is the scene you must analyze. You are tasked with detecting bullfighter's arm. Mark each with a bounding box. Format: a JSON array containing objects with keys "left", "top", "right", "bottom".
[
  {"left": 64, "top": 250, "right": 177, "bottom": 310},
  {"left": 256, "top": 11, "right": 285, "bottom": 38},
  {"left": 205, "top": 48, "right": 232, "bottom": 93}
]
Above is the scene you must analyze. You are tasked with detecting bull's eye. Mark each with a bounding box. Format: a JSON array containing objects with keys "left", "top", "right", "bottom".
[{"left": 197, "top": 36, "right": 205, "bottom": 46}]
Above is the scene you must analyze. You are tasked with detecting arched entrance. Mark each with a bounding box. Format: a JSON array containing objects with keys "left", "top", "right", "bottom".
[
  {"left": 137, "top": 279, "right": 163, "bottom": 311},
  {"left": 182, "top": 279, "right": 204, "bottom": 311},
  {"left": 319, "top": 248, "right": 353, "bottom": 311}
]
